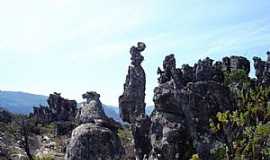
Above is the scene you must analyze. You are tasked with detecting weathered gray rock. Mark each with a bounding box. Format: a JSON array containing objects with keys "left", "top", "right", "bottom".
[
  {"left": 119, "top": 42, "right": 152, "bottom": 160},
  {"left": 157, "top": 54, "right": 183, "bottom": 89},
  {"left": 179, "top": 81, "right": 235, "bottom": 159},
  {"left": 66, "top": 91, "right": 123, "bottom": 160},
  {"left": 222, "top": 56, "right": 250, "bottom": 74},
  {"left": 149, "top": 55, "right": 235, "bottom": 160},
  {"left": 148, "top": 111, "right": 189, "bottom": 160},
  {"left": 31, "top": 92, "right": 77, "bottom": 124},
  {"left": 76, "top": 91, "right": 106, "bottom": 124},
  {"left": 131, "top": 115, "right": 152, "bottom": 160},
  {"left": 76, "top": 91, "right": 121, "bottom": 131},
  {"left": 253, "top": 51, "right": 270, "bottom": 86},
  {"left": 149, "top": 62, "right": 190, "bottom": 159},
  {"left": 119, "top": 42, "right": 146, "bottom": 123},
  {"left": 65, "top": 123, "right": 123, "bottom": 160},
  {"left": 47, "top": 92, "right": 77, "bottom": 122}
]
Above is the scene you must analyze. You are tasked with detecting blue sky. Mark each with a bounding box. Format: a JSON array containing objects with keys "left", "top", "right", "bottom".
[{"left": 0, "top": 0, "right": 270, "bottom": 106}]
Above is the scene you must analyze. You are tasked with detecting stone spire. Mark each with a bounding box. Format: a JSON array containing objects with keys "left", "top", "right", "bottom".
[
  {"left": 119, "top": 42, "right": 146, "bottom": 123},
  {"left": 119, "top": 42, "right": 151, "bottom": 160}
]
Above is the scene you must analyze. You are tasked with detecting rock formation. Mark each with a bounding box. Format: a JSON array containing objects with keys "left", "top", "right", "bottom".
[
  {"left": 148, "top": 54, "right": 190, "bottom": 160},
  {"left": 31, "top": 92, "right": 77, "bottom": 124},
  {"left": 119, "top": 42, "right": 146, "bottom": 123},
  {"left": 147, "top": 54, "right": 236, "bottom": 160},
  {"left": 119, "top": 42, "right": 152, "bottom": 160},
  {"left": 47, "top": 92, "right": 77, "bottom": 122},
  {"left": 65, "top": 91, "right": 123, "bottom": 160},
  {"left": 222, "top": 56, "right": 250, "bottom": 74},
  {"left": 117, "top": 44, "right": 270, "bottom": 160},
  {"left": 253, "top": 51, "right": 270, "bottom": 86}
]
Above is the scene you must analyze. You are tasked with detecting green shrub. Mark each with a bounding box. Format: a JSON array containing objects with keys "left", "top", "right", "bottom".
[
  {"left": 117, "top": 127, "right": 133, "bottom": 145},
  {"left": 210, "top": 86, "right": 270, "bottom": 159}
]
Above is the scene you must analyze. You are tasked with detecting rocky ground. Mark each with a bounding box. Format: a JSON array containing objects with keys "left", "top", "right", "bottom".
[{"left": 0, "top": 115, "right": 67, "bottom": 160}]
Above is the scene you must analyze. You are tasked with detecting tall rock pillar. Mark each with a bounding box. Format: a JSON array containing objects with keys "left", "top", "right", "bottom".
[
  {"left": 119, "top": 42, "right": 151, "bottom": 160},
  {"left": 119, "top": 42, "right": 146, "bottom": 123}
]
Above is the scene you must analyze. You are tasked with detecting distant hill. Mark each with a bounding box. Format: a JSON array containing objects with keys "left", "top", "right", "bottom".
[
  {"left": 0, "top": 90, "right": 48, "bottom": 114},
  {"left": 102, "top": 104, "right": 122, "bottom": 122},
  {"left": 0, "top": 90, "right": 121, "bottom": 121}
]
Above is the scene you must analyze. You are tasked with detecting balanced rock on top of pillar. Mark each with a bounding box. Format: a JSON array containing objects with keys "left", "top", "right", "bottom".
[{"left": 119, "top": 42, "right": 147, "bottom": 123}]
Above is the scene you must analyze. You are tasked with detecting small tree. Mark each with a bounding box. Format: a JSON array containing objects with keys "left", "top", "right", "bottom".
[{"left": 9, "top": 115, "right": 35, "bottom": 160}]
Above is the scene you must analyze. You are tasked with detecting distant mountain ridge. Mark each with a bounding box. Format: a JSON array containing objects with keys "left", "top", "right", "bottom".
[
  {"left": 0, "top": 90, "right": 122, "bottom": 121},
  {"left": 0, "top": 90, "right": 48, "bottom": 114}
]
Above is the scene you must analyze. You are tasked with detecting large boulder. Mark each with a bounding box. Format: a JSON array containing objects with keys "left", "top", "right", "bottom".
[{"left": 65, "top": 123, "right": 123, "bottom": 160}]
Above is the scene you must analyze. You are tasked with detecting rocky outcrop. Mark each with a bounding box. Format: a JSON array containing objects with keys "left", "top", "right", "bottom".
[
  {"left": 253, "top": 51, "right": 270, "bottom": 86},
  {"left": 148, "top": 54, "right": 189, "bottom": 160},
  {"left": 47, "top": 92, "right": 77, "bottom": 122},
  {"left": 179, "top": 81, "right": 235, "bottom": 159},
  {"left": 119, "top": 42, "right": 152, "bottom": 160},
  {"left": 148, "top": 54, "right": 235, "bottom": 160},
  {"left": 222, "top": 56, "right": 250, "bottom": 74},
  {"left": 65, "top": 91, "right": 123, "bottom": 160},
  {"left": 31, "top": 92, "right": 77, "bottom": 124},
  {"left": 132, "top": 116, "right": 152, "bottom": 160}
]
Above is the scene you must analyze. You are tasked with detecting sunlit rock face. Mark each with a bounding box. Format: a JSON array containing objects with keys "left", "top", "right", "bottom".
[
  {"left": 65, "top": 91, "right": 123, "bottom": 160},
  {"left": 148, "top": 54, "right": 235, "bottom": 160}
]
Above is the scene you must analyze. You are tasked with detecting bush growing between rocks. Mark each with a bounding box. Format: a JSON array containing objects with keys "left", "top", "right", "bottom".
[{"left": 209, "top": 69, "right": 270, "bottom": 159}]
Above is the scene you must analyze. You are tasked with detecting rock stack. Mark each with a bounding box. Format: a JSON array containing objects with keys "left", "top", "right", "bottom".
[
  {"left": 119, "top": 42, "right": 151, "bottom": 160},
  {"left": 119, "top": 42, "right": 147, "bottom": 123}
]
